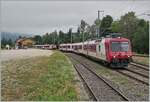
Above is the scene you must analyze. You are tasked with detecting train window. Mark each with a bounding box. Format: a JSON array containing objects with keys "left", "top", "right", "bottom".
[
  {"left": 111, "top": 42, "right": 120, "bottom": 52},
  {"left": 88, "top": 44, "right": 96, "bottom": 52},
  {"left": 111, "top": 42, "right": 129, "bottom": 52},
  {"left": 84, "top": 45, "right": 86, "bottom": 50},
  {"left": 94, "top": 44, "right": 96, "bottom": 50},
  {"left": 120, "top": 42, "right": 129, "bottom": 51},
  {"left": 85, "top": 44, "right": 88, "bottom": 50},
  {"left": 79, "top": 45, "right": 82, "bottom": 49}
]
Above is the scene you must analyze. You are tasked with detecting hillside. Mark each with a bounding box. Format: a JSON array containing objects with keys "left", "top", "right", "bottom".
[{"left": 1, "top": 32, "right": 33, "bottom": 42}]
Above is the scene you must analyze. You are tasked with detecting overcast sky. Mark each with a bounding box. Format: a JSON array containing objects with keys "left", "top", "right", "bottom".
[{"left": 1, "top": 0, "right": 150, "bottom": 35}]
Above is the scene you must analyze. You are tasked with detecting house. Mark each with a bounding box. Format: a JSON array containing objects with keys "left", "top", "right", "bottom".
[{"left": 15, "top": 38, "right": 35, "bottom": 49}]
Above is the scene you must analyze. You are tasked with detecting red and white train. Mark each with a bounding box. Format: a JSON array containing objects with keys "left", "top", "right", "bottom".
[
  {"left": 33, "top": 44, "right": 57, "bottom": 50},
  {"left": 59, "top": 37, "right": 132, "bottom": 67}
]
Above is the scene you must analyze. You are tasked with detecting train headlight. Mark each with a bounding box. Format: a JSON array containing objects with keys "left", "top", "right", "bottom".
[
  {"left": 113, "top": 56, "right": 116, "bottom": 58},
  {"left": 128, "top": 56, "right": 130, "bottom": 57}
]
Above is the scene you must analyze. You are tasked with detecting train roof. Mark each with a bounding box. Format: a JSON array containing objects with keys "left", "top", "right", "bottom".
[
  {"left": 59, "top": 37, "right": 130, "bottom": 46},
  {"left": 104, "top": 37, "right": 130, "bottom": 42}
]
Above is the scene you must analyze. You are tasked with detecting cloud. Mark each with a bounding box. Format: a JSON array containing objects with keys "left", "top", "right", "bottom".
[{"left": 1, "top": 1, "right": 150, "bottom": 34}]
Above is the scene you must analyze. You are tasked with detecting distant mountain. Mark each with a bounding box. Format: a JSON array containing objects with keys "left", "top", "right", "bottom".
[{"left": 1, "top": 32, "right": 33, "bottom": 42}]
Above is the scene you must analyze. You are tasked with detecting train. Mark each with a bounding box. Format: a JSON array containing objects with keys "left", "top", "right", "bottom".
[
  {"left": 59, "top": 37, "right": 132, "bottom": 68},
  {"left": 33, "top": 44, "right": 57, "bottom": 50}
]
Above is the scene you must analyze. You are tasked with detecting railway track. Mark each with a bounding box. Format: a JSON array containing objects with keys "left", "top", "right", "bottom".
[
  {"left": 67, "top": 53, "right": 129, "bottom": 101},
  {"left": 125, "top": 64, "right": 149, "bottom": 78},
  {"left": 117, "top": 64, "right": 149, "bottom": 85},
  {"left": 116, "top": 69, "right": 149, "bottom": 85},
  {"left": 120, "top": 63, "right": 149, "bottom": 85},
  {"left": 125, "top": 68, "right": 148, "bottom": 78},
  {"left": 130, "top": 62, "right": 149, "bottom": 71},
  {"left": 67, "top": 53, "right": 149, "bottom": 86}
]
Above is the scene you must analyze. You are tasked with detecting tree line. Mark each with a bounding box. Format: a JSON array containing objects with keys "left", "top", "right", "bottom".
[
  {"left": 1, "top": 38, "right": 14, "bottom": 48},
  {"left": 1, "top": 11, "right": 148, "bottom": 54},
  {"left": 32, "top": 11, "right": 148, "bottom": 54}
]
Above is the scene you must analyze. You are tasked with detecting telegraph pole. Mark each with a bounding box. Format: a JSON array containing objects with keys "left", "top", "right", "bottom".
[
  {"left": 69, "top": 28, "right": 73, "bottom": 44},
  {"left": 97, "top": 10, "right": 104, "bottom": 38},
  {"left": 70, "top": 28, "right": 73, "bottom": 49},
  {"left": 53, "top": 35, "right": 55, "bottom": 45},
  {"left": 71, "top": 28, "right": 72, "bottom": 44},
  {"left": 97, "top": 10, "right": 100, "bottom": 39},
  {"left": 81, "top": 27, "right": 84, "bottom": 51}
]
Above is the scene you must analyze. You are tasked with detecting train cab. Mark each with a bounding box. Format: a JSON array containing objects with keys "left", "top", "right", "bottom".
[{"left": 105, "top": 37, "right": 132, "bottom": 67}]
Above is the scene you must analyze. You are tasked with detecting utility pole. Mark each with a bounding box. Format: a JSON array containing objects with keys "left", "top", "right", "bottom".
[
  {"left": 97, "top": 10, "right": 100, "bottom": 39},
  {"left": 97, "top": 10, "right": 104, "bottom": 39},
  {"left": 70, "top": 28, "right": 73, "bottom": 44},
  {"left": 82, "top": 30, "right": 84, "bottom": 51},
  {"left": 69, "top": 28, "right": 73, "bottom": 49},
  {"left": 81, "top": 27, "right": 84, "bottom": 51},
  {"left": 53, "top": 34, "right": 55, "bottom": 45}
]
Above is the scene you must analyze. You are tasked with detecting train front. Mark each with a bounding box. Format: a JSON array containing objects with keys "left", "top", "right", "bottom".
[{"left": 108, "top": 37, "right": 132, "bottom": 68}]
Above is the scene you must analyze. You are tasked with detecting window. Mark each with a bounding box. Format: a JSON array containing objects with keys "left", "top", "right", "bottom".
[
  {"left": 111, "top": 42, "right": 129, "bottom": 52},
  {"left": 84, "top": 44, "right": 88, "bottom": 50},
  {"left": 88, "top": 44, "right": 96, "bottom": 52}
]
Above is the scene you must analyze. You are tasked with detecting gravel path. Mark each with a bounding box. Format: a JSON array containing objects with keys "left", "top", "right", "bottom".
[{"left": 1, "top": 49, "right": 53, "bottom": 62}]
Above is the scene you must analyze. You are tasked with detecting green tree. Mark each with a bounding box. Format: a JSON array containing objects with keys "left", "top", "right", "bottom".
[
  {"left": 110, "top": 11, "right": 149, "bottom": 54},
  {"left": 59, "top": 30, "right": 65, "bottom": 44},
  {"left": 89, "top": 24, "right": 97, "bottom": 39},
  {"left": 42, "top": 33, "right": 49, "bottom": 44},
  {"left": 101, "top": 15, "right": 113, "bottom": 29},
  {"left": 8, "top": 39, "right": 13, "bottom": 46},
  {"left": 68, "top": 28, "right": 72, "bottom": 43},
  {"left": 51, "top": 30, "right": 58, "bottom": 44},
  {"left": 1, "top": 38, "right": 7, "bottom": 48},
  {"left": 73, "top": 27, "right": 81, "bottom": 43},
  {"left": 100, "top": 15, "right": 113, "bottom": 36},
  {"left": 133, "top": 20, "right": 149, "bottom": 54},
  {"left": 80, "top": 20, "right": 88, "bottom": 42},
  {"left": 111, "top": 21, "right": 121, "bottom": 33},
  {"left": 84, "top": 24, "right": 91, "bottom": 40},
  {"left": 33, "top": 35, "right": 42, "bottom": 44},
  {"left": 119, "top": 12, "right": 138, "bottom": 41}
]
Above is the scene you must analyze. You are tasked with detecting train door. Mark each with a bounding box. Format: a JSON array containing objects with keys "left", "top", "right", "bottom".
[
  {"left": 87, "top": 41, "right": 89, "bottom": 55},
  {"left": 96, "top": 43, "right": 101, "bottom": 58},
  {"left": 96, "top": 42, "right": 106, "bottom": 61},
  {"left": 105, "top": 43, "right": 110, "bottom": 62}
]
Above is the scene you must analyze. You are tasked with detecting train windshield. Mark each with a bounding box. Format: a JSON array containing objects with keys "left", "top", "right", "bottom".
[{"left": 111, "top": 42, "right": 129, "bottom": 52}]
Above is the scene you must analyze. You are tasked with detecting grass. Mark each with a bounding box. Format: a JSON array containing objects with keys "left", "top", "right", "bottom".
[
  {"left": 133, "top": 53, "right": 149, "bottom": 56},
  {"left": 132, "top": 56, "right": 149, "bottom": 65},
  {"left": 2, "top": 51, "right": 78, "bottom": 101}
]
